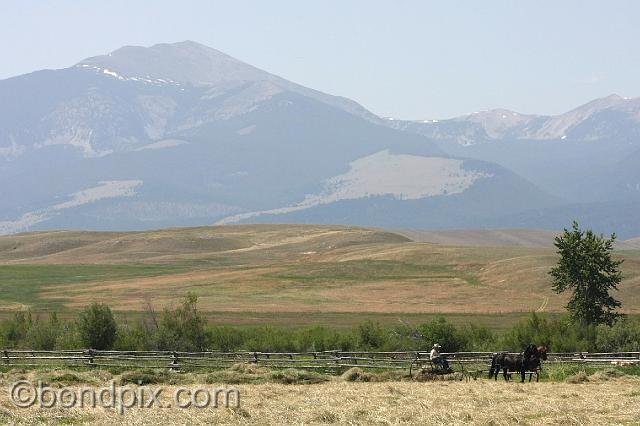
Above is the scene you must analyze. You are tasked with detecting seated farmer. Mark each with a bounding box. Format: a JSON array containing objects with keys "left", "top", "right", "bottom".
[{"left": 429, "top": 343, "right": 451, "bottom": 372}]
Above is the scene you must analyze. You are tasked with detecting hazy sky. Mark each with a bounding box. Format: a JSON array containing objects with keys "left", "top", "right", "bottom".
[{"left": 1, "top": 0, "right": 639, "bottom": 119}]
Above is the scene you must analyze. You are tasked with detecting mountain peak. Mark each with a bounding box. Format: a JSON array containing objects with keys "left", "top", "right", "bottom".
[
  {"left": 453, "top": 108, "right": 535, "bottom": 139},
  {"left": 77, "top": 40, "right": 273, "bottom": 86},
  {"left": 163, "top": 40, "right": 210, "bottom": 49},
  {"left": 73, "top": 40, "right": 377, "bottom": 123},
  {"left": 586, "top": 93, "right": 626, "bottom": 106},
  {"left": 462, "top": 108, "right": 530, "bottom": 121},
  {"left": 559, "top": 93, "right": 630, "bottom": 121},
  {"left": 603, "top": 93, "right": 624, "bottom": 101},
  {"left": 111, "top": 40, "right": 227, "bottom": 59}
]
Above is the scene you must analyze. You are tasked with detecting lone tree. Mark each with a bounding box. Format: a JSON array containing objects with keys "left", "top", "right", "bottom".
[
  {"left": 549, "top": 221, "right": 623, "bottom": 326},
  {"left": 78, "top": 303, "right": 117, "bottom": 350},
  {"left": 156, "top": 293, "right": 207, "bottom": 351}
]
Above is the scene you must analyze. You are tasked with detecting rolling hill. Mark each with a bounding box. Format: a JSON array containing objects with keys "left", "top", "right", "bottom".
[
  {"left": 1, "top": 225, "right": 638, "bottom": 327},
  {"left": 394, "top": 229, "right": 560, "bottom": 248},
  {"left": 624, "top": 237, "right": 640, "bottom": 250}
]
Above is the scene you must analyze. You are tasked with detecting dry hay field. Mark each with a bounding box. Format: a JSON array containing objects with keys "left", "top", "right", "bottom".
[
  {"left": 0, "top": 224, "right": 639, "bottom": 325},
  {"left": 1, "top": 368, "right": 640, "bottom": 425}
]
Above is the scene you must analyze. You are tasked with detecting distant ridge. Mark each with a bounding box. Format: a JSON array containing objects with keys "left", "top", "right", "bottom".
[
  {"left": 395, "top": 229, "right": 559, "bottom": 247},
  {"left": 397, "top": 228, "right": 640, "bottom": 249},
  {"left": 623, "top": 237, "right": 640, "bottom": 250},
  {"left": 390, "top": 94, "right": 640, "bottom": 145}
]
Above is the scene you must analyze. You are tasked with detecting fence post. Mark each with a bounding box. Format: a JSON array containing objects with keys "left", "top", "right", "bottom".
[
  {"left": 3, "top": 350, "right": 8, "bottom": 365},
  {"left": 85, "top": 349, "right": 94, "bottom": 365},
  {"left": 170, "top": 351, "right": 179, "bottom": 371}
]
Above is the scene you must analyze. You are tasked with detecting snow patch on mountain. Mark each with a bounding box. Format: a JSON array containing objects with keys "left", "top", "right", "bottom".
[
  {"left": 103, "top": 68, "right": 124, "bottom": 80},
  {"left": 76, "top": 64, "right": 183, "bottom": 86},
  {"left": 216, "top": 151, "right": 490, "bottom": 224}
]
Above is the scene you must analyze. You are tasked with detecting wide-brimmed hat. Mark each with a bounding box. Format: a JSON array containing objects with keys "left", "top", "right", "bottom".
[{"left": 433, "top": 343, "right": 441, "bottom": 348}]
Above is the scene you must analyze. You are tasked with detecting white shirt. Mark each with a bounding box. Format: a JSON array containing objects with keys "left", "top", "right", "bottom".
[{"left": 430, "top": 348, "right": 440, "bottom": 360}]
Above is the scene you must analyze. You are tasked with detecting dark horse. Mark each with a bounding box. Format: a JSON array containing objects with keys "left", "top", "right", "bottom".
[{"left": 488, "top": 344, "right": 548, "bottom": 382}]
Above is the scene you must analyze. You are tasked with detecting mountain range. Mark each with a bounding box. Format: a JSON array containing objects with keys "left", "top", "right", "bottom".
[{"left": 1, "top": 41, "right": 639, "bottom": 238}]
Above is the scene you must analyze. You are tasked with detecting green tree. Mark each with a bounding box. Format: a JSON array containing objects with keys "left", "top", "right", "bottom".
[
  {"left": 78, "top": 303, "right": 118, "bottom": 349},
  {"left": 157, "top": 293, "right": 208, "bottom": 351},
  {"left": 0, "top": 311, "right": 32, "bottom": 348},
  {"left": 25, "top": 313, "right": 60, "bottom": 350},
  {"left": 357, "top": 321, "right": 387, "bottom": 350},
  {"left": 549, "top": 221, "right": 623, "bottom": 326},
  {"left": 418, "top": 316, "right": 468, "bottom": 352}
]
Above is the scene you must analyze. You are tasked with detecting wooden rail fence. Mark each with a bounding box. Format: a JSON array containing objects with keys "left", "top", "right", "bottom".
[{"left": 2, "top": 350, "right": 639, "bottom": 373}]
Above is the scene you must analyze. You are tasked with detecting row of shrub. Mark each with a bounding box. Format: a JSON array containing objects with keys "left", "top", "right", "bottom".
[{"left": 1, "top": 295, "right": 639, "bottom": 352}]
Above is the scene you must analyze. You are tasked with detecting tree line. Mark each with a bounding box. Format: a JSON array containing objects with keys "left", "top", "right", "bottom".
[{"left": 2, "top": 299, "right": 639, "bottom": 353}]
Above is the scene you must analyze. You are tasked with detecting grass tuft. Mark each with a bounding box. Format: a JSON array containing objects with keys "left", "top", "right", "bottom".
[
  {"left": 341, "top": 367, "right": 375, "bottom": 382},
  {"left": 312, "top": 410, "right": 340, "bottom": 423},
  {"left": 565, "top": 371, "right": 589, "bottom": 384},
  {"left": 589, "top": 369, "right": 625, "bottom": 381},
  {"left": 228, "top": 362, "right": 270, "bottom": 375},
  {"left": 119, "top": 369, "right": 169, "bottom": 385},
  {"left": 269, "top": 368, "right": 330, "bottom": 385}
]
